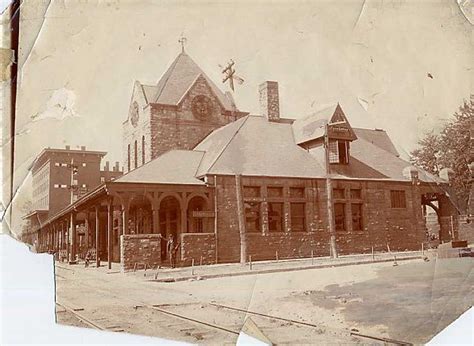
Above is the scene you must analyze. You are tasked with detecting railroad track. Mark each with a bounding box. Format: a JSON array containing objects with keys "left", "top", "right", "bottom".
[{"left": 55, "top": 266, "right": 413, "bottom": 345}]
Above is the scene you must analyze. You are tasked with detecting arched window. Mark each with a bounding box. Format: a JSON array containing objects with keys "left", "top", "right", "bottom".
[
  {"left": 134, "top": 140, "right": 138, "bottom": 169},
  {"left": 142, "top": 135, "right": 145, "bottom": 165},
  {"left": 127, "top": 144, "right": 131, "bottom": 172}
]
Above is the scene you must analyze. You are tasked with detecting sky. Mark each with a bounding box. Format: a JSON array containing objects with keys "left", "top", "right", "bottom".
[{"left": 6, "top": 0, "right": 474, "bottom": 234}]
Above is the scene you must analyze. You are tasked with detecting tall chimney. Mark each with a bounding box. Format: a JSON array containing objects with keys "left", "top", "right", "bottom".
[
  {"left": 259, "top": 81, "right": 280, "bottom": 121},
  {"left": 104, "top": 161, "right": 109, "bottom": 171},
  {"left": 65, "top": 145, "right": 70, "bottom": 150},
  {"left": 114, "top": 161, "right": 119, "bottom": 172}
]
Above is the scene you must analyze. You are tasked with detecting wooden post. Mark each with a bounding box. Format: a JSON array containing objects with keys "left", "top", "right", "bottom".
[
  {"left": 249, "top": 255, "right": 252, "bottom": 270},
  {"left": 276, "top": 251, "right": 279, "bottom": 262},
  {"left": 69, "top": 213, "right": 77, "bottom": 264},
  {"left": 191, "top": 258, "right": 195, "bottom": 276},
  {"left": 421, "top": 243, "right": 424, "bottom": 257},
  {"left": 311, "top": 250, "right": 314, "bottom": 265},
  {"left": 95, "top": 205, "right": 100, "bottom": 267},
  {"left": 372, "top": 246, "right": 375, "bottom": 261},
  {"left": 200, "top": 256, "right": 203, "bottom": 266},
  {"left": 107, "top": 198, "right": 113, "bottom": 270},
  {"left": 235, "top": 174, "right": 247, "bottom": 264},
  {"left": 324, "top": 123, "right": 338, "bottom": 259}
]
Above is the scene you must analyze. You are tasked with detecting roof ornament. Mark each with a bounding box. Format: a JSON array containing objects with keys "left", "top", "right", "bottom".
[
  {"left": 178, "top": 34, "right": 187, "bottom": 53},
  {"left": 220, "top": 59, "right": 244, "bottom": 92}
]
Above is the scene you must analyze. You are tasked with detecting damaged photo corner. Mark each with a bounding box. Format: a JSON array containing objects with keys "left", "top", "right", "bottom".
[{"left": 1, "top": 0, "right": 473, "bottom": 344}]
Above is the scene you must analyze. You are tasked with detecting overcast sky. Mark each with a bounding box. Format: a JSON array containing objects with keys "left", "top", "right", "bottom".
[{"left": 8, "top": 0, "right": 473, "bottom": 233}]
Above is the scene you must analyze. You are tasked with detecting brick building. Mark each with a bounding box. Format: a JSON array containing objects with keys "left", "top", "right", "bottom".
[
  {"left": 30, "top": 49, "right": 459, "bottom": 270},
  {"left": 22, "top": 146, "right": 122, "bottom": 249}
]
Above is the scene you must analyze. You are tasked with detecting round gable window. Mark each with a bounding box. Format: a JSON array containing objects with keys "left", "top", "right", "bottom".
[{"left": 191, "top": 95, "right": 212, "bottom": 119}]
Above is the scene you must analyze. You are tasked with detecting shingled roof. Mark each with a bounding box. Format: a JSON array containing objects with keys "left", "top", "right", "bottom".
[
  {"left": 193, "top": 115, "right": 443, "bottom": 183},
  {"left": 138, "top": 52, "right": 235, "bottom": 111},
  {"left": 115, "top": 150, "right": 205, "bottom": 185}
]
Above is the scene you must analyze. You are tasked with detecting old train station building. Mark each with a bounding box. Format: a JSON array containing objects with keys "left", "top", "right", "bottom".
[{"left": 25, "top": 49, "right": 459, "bottom": 270}]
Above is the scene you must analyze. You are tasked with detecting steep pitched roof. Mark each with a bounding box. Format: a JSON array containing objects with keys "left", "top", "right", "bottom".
[
  {"left": 292, "top": 104, "right": 357, "bottom": 144},
  {"left": 115, "top": 150, "right": 205, "bottom": 185},
  {"left": 138, "top": 52, "right": 235, "bottom": 111},
  {"left": 195, "top": 116, "right": 327, "bottom": 178}
]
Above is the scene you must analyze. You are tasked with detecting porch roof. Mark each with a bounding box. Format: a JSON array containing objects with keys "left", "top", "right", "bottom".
[{"left": 115, "top": 150, "right": 206, "bottom": 185}]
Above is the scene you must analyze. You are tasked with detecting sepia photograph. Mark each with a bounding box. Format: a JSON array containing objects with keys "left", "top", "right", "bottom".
[{"left": 1, "top": 0, "right": 473, "bottom": 344}]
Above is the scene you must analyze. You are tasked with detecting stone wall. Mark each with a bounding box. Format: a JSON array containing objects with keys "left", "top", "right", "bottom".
[
  {"left": 180, "top": 233, "right": 216, "bottom": 266},
  {"left": 214, "top": 176, "right": 427, "bottom": 262},
  {"left": 120, "top": 234, "right": 161, "bottom": 271}
]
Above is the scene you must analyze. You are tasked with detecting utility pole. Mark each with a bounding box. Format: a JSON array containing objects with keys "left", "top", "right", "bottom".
[
  {"left": 235, "top": 174, "right": 247, "bottom": 264},
  {"left": 324, "top": 122, "right": 338, "bottom": 258}
]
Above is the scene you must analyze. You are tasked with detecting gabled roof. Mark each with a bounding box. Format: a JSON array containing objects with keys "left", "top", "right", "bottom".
[
  {"left": 195, "top": 115, "right": 327, "bottom": 178},
  {"left": 292, "top": 103, "right": 357, "bottom": 144},
  {"left": 115, "top": 150, "right": 205, "bottom": 185},
  {"left": 137, "top": 52, "right": 235, "bottom": 111}
]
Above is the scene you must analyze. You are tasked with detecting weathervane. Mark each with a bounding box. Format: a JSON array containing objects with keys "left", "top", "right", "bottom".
[
  {"left": 220, "top": 59, "right": 244, "bottom": 92},
  {"left": 178, "top": 34, "right": 187, "bottom": 52}
]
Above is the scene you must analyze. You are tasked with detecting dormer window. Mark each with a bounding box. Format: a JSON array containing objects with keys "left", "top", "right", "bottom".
[{"left": 329, "top": 140, "right": 349, "bottom": 164}]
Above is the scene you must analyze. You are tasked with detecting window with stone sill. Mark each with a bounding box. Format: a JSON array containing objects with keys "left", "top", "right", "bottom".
[
  {"left": 245, "top": 201, "right": 261, "bottom": 232},
  {"left": 351, "top": 203, "right": 363, "bottom": 231},
  {"left": 290, "top": 203, "right": 306, "bottom": 232},
  {"left": 333, "top": 188, "right": 345, "bottom": 199},
  {"left": 243, "top": 186, "right": 261, "bottom": 198},
  {"left": 390, "top": 190, "right": 406, "bottom": 208},
  {"left": 268, "top": 202, "right": 283, "bottom": 232},
  {"left": 267, "top": 186, "right": 283, "bottom": 198},
  {"left": 289, "top": 187, "right": 305, "bottom": 198}
]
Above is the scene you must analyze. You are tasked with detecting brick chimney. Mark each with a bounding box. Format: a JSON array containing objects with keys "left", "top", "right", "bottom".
[
  {"left": 104, "top": 161, "right": 109, "bottom": 171},
  {"left": 80, "top": 145, "right": 86, "bottom": 151},
  {"left": 113, "top": 161, "right": 119, "bottom": 172},
  {"left": 259, "top": 81, "right": 280, "bottom": 122}
]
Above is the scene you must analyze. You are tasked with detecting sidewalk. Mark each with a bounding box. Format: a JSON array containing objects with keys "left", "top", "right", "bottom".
[{"left": 129, "top": 250, "right": 432, "bottom": 283}]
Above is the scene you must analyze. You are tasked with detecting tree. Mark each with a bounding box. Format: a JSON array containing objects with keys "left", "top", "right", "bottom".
[{"left": 411, "top": 95, "right": 473, "bottom": 212}]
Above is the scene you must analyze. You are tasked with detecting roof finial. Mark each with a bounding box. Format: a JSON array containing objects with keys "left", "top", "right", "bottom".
[{"left": 178, "top": 33, "right": 187, "bottom": 53}]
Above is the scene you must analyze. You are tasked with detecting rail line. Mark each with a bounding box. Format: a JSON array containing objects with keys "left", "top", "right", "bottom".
[{"left": 55, "top": 265, "right": 413, "bottom": 345}]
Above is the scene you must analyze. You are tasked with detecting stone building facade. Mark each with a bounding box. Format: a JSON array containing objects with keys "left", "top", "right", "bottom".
[{"left": 30, "top": 49, "right": 459, "bottom": 271}]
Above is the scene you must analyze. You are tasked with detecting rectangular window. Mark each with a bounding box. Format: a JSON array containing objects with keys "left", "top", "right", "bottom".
[
  {"left": 328, "top": 140, "right": 339, "bottom": 163},
  {"left": 60, "top": 184, "right": 68, "bottom": 188},
  {"left": 82, "top": 163, "right": 87, "bottom": 167},
  {"left": 54, "top": 184, "right": 59, "bottom": 188},
  {"left": 100, "top": 177, "right": 105, "bottom": 183},
  {"left": 289, "top": 187, "right": 305, "bottom": 198},
  {"left": 61, "top": 163, "right": 68, "bottom": 167},
  {"left": 267, "top": 186, "right": 283, "bottom": 198},
  {"left": 333, "top": 188, "right": 345, "bottom": 199},
  {"left": 81, "top": 184, "right": 87, "bottom": 188},
  {"left": 390, "top": 190, "right": 406, "bottom": 208},
  {"left": 350, "top": 189, "right": 362, "bottom": 199},
  {"left": 54, "top": 163, "right": 60, "bottom": 167},
  {"left": 334, "top": 203, "right": 345, "bottom": 232},
  {"left": 290, "top": 203, "right": 306, "bottom": 232},
  {"left": 329, "top": 140, "right": 349, "bottom": 164},
  {"left": 268, "top": 202, "right": 283, "bottom": 232},
  {"left": 351, "top": 203, "right": 363, "bottom": 231},
  {"left": 142, "top": 136, "right": 146, "bottom": 165},
  {"left": 243, "top": 186, "right": 260, "bottom": 198},
  {"left": 245, "top": 202, "right": 261, "bottom": 232},
  {"left": 127, "top": 144, "right": 131, "bottom": 171},
  {"left": 338, "top": 141, "right": 349, "bottom": 164}
]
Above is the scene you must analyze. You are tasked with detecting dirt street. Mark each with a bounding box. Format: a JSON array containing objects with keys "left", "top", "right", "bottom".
[{"left": 55, "top": 257, "right": 473, "bottom": 344}]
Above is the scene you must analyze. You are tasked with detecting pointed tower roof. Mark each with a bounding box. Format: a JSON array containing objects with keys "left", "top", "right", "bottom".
[
  {"left": 292, "top": 103, "right": 358, "bottom": 145},
  {"left": 139, "top": 52, "right": 235, "bottom": 111}
]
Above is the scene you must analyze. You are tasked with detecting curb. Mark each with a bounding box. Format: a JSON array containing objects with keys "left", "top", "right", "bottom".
[{"left": 150, "top": 255, "right": 421, "bottom": 283}]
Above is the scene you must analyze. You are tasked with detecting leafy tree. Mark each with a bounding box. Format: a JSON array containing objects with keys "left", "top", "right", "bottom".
[{"left": 411, "top": 95, "right": 473, "bottom": 212}]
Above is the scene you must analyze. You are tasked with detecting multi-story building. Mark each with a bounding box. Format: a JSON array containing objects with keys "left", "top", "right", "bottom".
[{"left": 22, "top": 146, "right": 122, "bottom": 248}]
